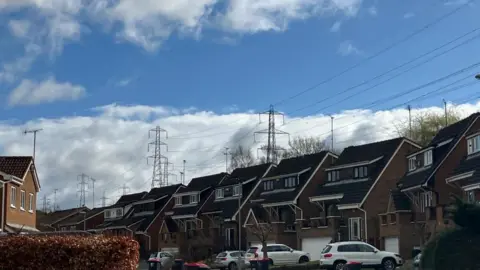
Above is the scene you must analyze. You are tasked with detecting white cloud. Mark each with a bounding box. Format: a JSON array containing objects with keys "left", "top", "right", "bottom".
[
  {"left": 367, "top": 6, "right": 377, "bottom": 16},
  {"left": 8, "top": 76, "right": 86, "bottom": 106},
  {"left": 337, "top": 40, "right": 363, "bottom": 56},
  {"left": 1, "top": 102, "right": 479, "bottom": 208},
  {"left": 8, "top": 20, "right": 31, "bottom": 38},
  {"left": 330, "top": 20, "right": 342, "bottom": 32}
]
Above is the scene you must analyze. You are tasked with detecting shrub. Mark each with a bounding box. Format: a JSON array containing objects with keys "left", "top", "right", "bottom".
[{"left": 0, "top": 234, "right": 139, "bottom": 270}]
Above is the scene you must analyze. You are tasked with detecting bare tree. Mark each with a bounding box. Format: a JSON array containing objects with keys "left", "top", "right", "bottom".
[
  {"left": 396, "top": 110, "right": 461, "bottom": 146},
  {"left": 282, "top": 136, "right": 328, "bottom": 159},
  {"left": 247, "top": 222, "right": 273, "bottom": 259},
  {"left": 229, "top": 145, "right": 257, "bottom": 171}
]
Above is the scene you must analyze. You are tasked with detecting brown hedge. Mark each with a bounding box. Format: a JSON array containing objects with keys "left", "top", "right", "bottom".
[{"left": 0, "top": 234, "right": 139, "bottom": 270}]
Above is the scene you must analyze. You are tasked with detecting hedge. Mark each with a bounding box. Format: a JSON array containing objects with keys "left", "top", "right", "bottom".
[
  {"left": 0, "top": 234, "right": 139, "bottom": 270},
  {"left": 270, "top": 261, "right": 320, "bottom": 270}
]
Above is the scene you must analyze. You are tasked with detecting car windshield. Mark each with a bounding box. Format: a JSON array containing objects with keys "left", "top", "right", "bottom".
[
  {"left": 321, "top": 245, "right": 332, "bottom": 254},
  {"left": 217, "top": 252, "right": 227, "bottom": 258},
  {"left": 247, "top": 247, "right": 258, "bottom": 253},
  {"left": 149, "top": 253, "right": 158, "bottom": 259}
]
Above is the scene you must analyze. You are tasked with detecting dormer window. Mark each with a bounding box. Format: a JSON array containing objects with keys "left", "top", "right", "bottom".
[
  {"left": 284, "top": 177, "right": 299, "bottom": 188},
  {"left": 116, "top": 208, "right": 123, "bottom": 217},
  {"left": 215, "top": 188, "right": 224, "bottom": 199},
  {"left": 189, "top": 194, "right": 199, "bottom": 204},
  {"left": 424, "top": 150, "right": 433, "bottom": 166},
  {"left": 354, "top": 166, "right": 368, "bottom": 179},
  {"left": 467, "top": 135, "right": 480, "bottom": 155},
  {"left": 233, "top": 185, "right": 241, "bottom": 196},
  {"left": 105, "top": 210, "right": 111, "bottom": 218},
  {"left": 408, "top": 157, "right": 417, "bottom": 171},
  {"left": 263, "top": 180, "right": 274, "bottom": 191},
  {"left": 175, "top": 196, "right": 182, "bottom": 206},
  {"left": 327, "top": 171, "right": 340, "bottom": 182}
]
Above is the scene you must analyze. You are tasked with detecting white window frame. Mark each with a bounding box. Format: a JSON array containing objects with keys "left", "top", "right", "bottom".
[
  {"left": 60, "top": 227, "right": 67, "bottom": 231},
  {"left": 20, "top": 190, "right": 26, "bottom": 210},
  {"left": 175, "top": 196, "right": 182, "bottom": 206},
  {"left": 215, "top": 189, "right": 224, "bottom": 199},
  {"left": 105, "top": 210, "right": 111, "bottom": 218},
  {"left": 467, "top": 135, "right": 480, "bottom": 155},
  {"left": 190, "top": 194, "right": 199, "bottom": 204},
  {"left": 354, "top": 168, "right": 359, "bottom": 178},
  {"left": 225, "top": 228, "right": 235, "bottom": 247},
  {"left": 70, "top": 225, "right": 76, "bottom": 231},
  {"left": 327, "top": 172, "right": 332, "bottom": 182},
  {"left": 466, "top": 190, "right": 476, "bottom": 203},
  {"left": 424, "top": 150, "right": 433, "bottom": 166},
  {"left": 115, "top": 208, "right": 123, "bottom": 217},
  {"left": 10, "top": 186, "right": 16, "bottom": 208},
  {"left": 408, "top": 157, "right": 417, "bottom": 171},
  {"left": 264, "top": 180, "right": 273, "bottom": 190},
  {"left": 233, "top": 185, "right": 241, "bottom": 196},
  {"left": 418, "top": 191, "right": 433, "bottom": 213},
  {"left": 28, "top": 193, "right": 34, "bottom": 212}
]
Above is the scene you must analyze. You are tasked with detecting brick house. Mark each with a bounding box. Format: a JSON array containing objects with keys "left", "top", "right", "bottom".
[
  {"left": 54, "top": 207, "right": 107, "bottom": 232},
  {"left": 160, "top": 173, "right": 228, "bottom": 258},
  {"left": 243, "top": 151, "right": 337, "bottom": 250},
  {"left": 96, "top": 184, "right": 184, "bottom": 256},
  {"left": 37, "top": 207, "right": 89, "bottom": 231},
  {"left": 381, "top": 113, "right": 480, "bottom": 259},
  {"left": 305, "top": 138, "right": 419, "bottom": 260},
  {"left": 0, "top": 156, "right": 41, "bottom": 232},
  {"left": 200, "top": 163, "right": 274, "bottom": 252}
]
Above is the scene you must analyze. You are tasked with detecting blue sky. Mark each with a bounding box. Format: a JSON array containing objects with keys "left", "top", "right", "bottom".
[{"left": 1, "top": 0, "right": 479, "bottom": 122}]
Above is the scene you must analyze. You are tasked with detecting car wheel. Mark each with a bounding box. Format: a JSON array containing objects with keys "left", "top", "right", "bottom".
[
  {"left": 382, "top": 258, "right": 396, "bottom": 270},
  {"left": 298, "top": 256, "right": 309, "bottom": 264},
  {"left": 268, "top": 259, "right": 274, "bottom": 266},
  {"left": 333, "top": 261, "right": 346, "bottom": 270},
  {"left": 228, "top": 262, "right": 238, "bottom": 270}
]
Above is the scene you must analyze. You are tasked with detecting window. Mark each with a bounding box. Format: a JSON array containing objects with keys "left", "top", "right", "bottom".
[
  {"left": 263, "top": 180, "right": 274, "bottom": 191},
  {"left": 418, "top": 191, "right": 433, "bottom": 212},
  {"left": 466, "top": 190, "right": 476, "bottom": 203},
  {"left": 10, "top": 186, "right": 16, "bottom": 208},
  {"left": 467, "top": 135, "right": 480, "bottom": 155},
  {"left": 328, "top": 171, "right": 340, "bottom": 182},
  {"left": 70, "top": 226, "right": 76, "bottom": 231},
  {"left": 60, "top": 227, "right": 67, "bottom": 231},
  {"left": 354, "top": 166, "right": 368, "bottom": 178},
  {"left": 215, "top": 189, "right": 224, "bottom": 199},
  {"left": 175, "top": 196, "right": 182, "bottom": 206},
  {"left": 424, "top": 150, "right": 433, "bottom": 166},
  {"left": 28, "top": 193, "right": 34, "bottom": 212},
  {"left": 337, "top": 244, "right": 359, "bottom": 252},
  {"left": 190, "top": 194, "right": 199, "bottom": 204},
  {"left": 233, "top": 185, "right": 241, "bottom": 196},
  {"left": 225, "top": 228, "right": 235, "bottom": 247},
  {"left": 284, "top": 177, "right": 298, "bottom": 188},
  {"left": 354, "top": 168, "right": 359, "bottom": 178},
  {"left": 116, "top": 208, "right": 123, "bottom": 216},
  {"left": 408, "top": 157, "right": 417, "bottom": 171},
  {"left": 105, "top": 210, "right": 111, "bottom": 218},
  {"left": 321, "top": 245, "right": 332, "bottom": 254},
  {"left": 20, "top": 190, "right": 26, "bottom": 210}
]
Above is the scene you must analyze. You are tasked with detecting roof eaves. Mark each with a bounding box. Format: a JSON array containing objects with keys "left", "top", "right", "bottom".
[{"left": 293, "top": 152, "right": 333, "bottom": 202}]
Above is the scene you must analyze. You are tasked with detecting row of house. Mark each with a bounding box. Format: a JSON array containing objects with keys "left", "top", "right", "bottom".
[{"left": 37, "top": 113, "right": 480, "bottom": 260}]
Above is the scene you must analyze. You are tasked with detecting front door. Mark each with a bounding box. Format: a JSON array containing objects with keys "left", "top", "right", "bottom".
[
  {"left": 348, "top": 218, "right": 361, "bottom": 241},
  {"left": 225, "top": 228, "right": 235, "bottom": 248}
]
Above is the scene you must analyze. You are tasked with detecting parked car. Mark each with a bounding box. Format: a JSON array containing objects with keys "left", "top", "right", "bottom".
[
  {"left": 148, "top": 251, "right": 175, "bottom": 269},
  {"left": 212, "top": 251, "right": 246, "bottom": 270},
  {"left": 245, "top": 244, "right": 310, "bottom": 265},
  {"left": 319, "top": 241, "right": 403, "bottom": 270},
  {"left": 413, "top": 252, "right": 422, "bottom": 267}
]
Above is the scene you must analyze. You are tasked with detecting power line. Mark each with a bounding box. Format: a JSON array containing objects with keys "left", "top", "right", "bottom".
[{"left": 90, "top": 177, "right": 96, "bottom": 209}]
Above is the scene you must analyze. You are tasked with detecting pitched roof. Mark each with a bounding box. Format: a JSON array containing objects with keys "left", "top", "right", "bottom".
[
  {"left": 143, "top": 184, "right": 183, "bottom": 201},
  {"left": 390, "top": 189, "right": 411, "bottom": 211},
  {"left": 202, "top": 164, "right": 272, "bottom": 219},
  {"left": 55, "top": 207, "right": 107, "bottom": 226},
  {"left": 311, "top": 138, "right": 406, "bottom": 205},
  {"left": 113, "top": 191, "right": 148, "bottom": 207},
  {"left": 398, "top": 113, "right": 480, "bottom": 190},
  {"left": 447, "top": 153, "right": 480, "bottom": 187},
  {"left": 218, "top": 163, "right": 273, "bottom": 187},
  {"left": 181, "top": 172, "right": 228, "bottom": 193},
  {"left": 37, "top": 207, "right": 88, "bottom": 226},
  {"left": 0, "top": 156, "right": 32, "bottom": 179},
  {"left": 250, "top": 151, "right": 333, "bottom": 205}
]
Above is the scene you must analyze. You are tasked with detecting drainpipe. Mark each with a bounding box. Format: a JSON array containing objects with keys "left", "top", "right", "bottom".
[
  {"left": 357, "top": 207, "right": 368, "bottom": 242},
  {"left": 1, "top": 177, "right": 12, "bottom": 232}
]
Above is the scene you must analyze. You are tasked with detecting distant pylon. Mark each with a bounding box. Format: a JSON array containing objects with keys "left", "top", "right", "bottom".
[
  {"left": 77, "top": 173, "right": 89, "bottom": 207},
  {"left": 148, "top": 126, "right": 168, "bottom": 188},
  {"left": 254, "top": 105, "right": 289, "bottom": 164}
]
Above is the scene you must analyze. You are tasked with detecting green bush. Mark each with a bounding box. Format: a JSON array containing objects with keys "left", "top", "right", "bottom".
[{"left": 0, "top": 234, "right": 139, "bottom": 270}]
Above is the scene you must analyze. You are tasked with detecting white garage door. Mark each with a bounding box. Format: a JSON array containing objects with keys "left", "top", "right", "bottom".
[
  {"left": 384, "top": 237, "right": 399, "bottom": 254},
  {"left": 301, "top": 237, "right": 331, "bottom": 261}
]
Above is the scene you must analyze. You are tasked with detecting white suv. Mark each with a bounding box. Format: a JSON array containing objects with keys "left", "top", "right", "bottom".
[
  {"left": 245, "top": 244, "right": 310, "bottom": 265},
  {"left": 319, "top": 241, "right": 403, "bottom": 270}
]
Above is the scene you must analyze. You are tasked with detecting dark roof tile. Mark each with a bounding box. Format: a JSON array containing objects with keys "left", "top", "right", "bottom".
[
  {"left": 334, "top": 138, "right": 404, "bottom": 166},
  {"left": 265, "top": 151, "right": 330, "bottom": 177},
  {"left": 114, "top": 191, "right": 148, "bottom": 206},
  {"left": 144, "top": 184, "right": 183, "bottom": 201},
  {"left": 0, "top": 156, "right": 32, "bottom": 179},
  {"left": 181, "top": 172, "right": 228, "bottom": 193},
  {"left": 391, "top": 189, "right": 411, "bottom": 211}
]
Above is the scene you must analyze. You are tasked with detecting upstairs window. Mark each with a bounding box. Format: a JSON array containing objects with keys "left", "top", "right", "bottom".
[
  {"left": 190, "top": 194, "right": 199, "bottom": 204},
  {"left": 10, "top": 186, "right": 16, "bottom": 208},
  {"left": 29, "top": 193, "right": 34, "bottom": 212},
  {"left": 467, "top": 135, "right": 480, "bottom": 155},
  {"left": 327, "top": 171, "right": 340, "bottom": 182},
  {"left": 408, "top": 157, "right": 417, "bottom": 172},
  {"left": 116, "top": 208, "right": 123, "bottom": 217},
  {"left": 215, "top": 189, "right": 224, "bottom": 199},
  {"left": 354, "top": 166, "right": 368, "bottom": 179},
  {"left": 175, "top": 196, "right": 182, "bottom": 206},
  {"left": 20, "top": 190, "right": 26, "bottom": 210},
  {"left": 424, "top": 150, "right": 433, "bottom": 166},
  {"left": 105, "top": 210, "right": 111, "bottom": 218},
  {"left": 263, "top": 180, "right": 274, "bottom": 191},
  {"left": 284, "top": 177, "right": 298, "bottom": 188},
  {"left": 233, "top": 185, "right": 241, "bottom": 196}
]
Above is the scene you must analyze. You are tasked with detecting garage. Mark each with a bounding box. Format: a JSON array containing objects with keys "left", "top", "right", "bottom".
[
  {"left": 301, "top": 237, "right": 331, "bottom": 261},
  {"left": 384, "top": 237, "right": 399, "bottom": 254}
]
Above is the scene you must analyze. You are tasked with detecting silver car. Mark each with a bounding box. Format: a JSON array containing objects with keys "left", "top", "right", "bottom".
[
  {"left": 148, "top": 251, "right": 175, "bottom": 269},
  {"left": 213, "top": 251, "right": 246, "bottom": 270}
]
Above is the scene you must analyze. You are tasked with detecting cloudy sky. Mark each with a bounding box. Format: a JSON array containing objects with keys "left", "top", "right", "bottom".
[{"left": 1, "top": 0, "right": 480, "bottom": 209}]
